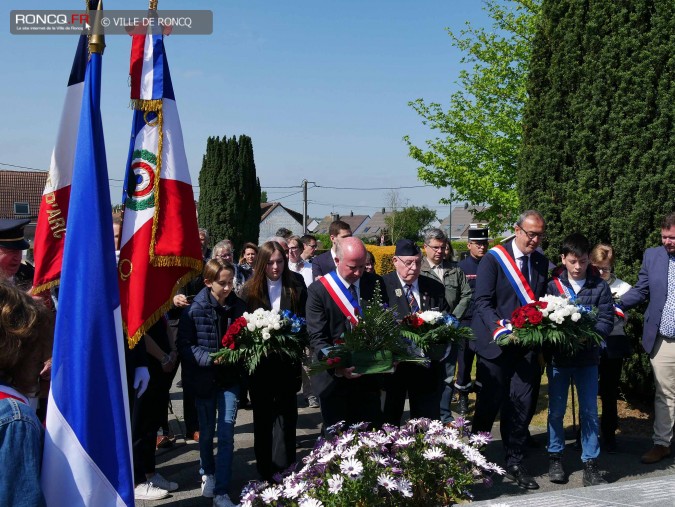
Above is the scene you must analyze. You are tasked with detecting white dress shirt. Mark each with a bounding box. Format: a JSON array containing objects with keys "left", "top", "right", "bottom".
[{"left": 267, "top": 277, "right": 282, "bottom": 311}]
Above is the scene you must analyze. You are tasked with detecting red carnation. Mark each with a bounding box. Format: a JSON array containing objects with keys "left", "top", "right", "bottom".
[
  {"left": 529, "top": 311, "right": 543, "bottom": 325},
  {"left": 512, "top": 315, "right": 527, "bottom": 328},
  {"left": 535, "top": 301, "right": 548, "bottom": 310},
  {"left": 221, "top": 316, "right": 246, "bottom": 349}
]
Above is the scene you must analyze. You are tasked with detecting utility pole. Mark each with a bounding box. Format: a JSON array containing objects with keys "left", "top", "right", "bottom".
[
  {"left": 447, "top": 186, "right": 453, "bottom": 241},
  {"left": 302, "top": 179, "right": 308, "bottom": 233}
]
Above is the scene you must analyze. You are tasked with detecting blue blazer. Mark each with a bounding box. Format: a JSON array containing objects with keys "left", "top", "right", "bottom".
[
  {"left": 621, "top": 246, "right": 671, "bottom": 354},
  {"left": 311, "top": 250, "right": 336, "bottom": 280},
  {"left": 470, "top": 241, "right": 549, "bottom": 359}
]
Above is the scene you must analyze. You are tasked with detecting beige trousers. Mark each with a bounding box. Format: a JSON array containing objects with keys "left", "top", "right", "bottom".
[{"left": 650, "top": 336, "right": 675, "bottom": 446}]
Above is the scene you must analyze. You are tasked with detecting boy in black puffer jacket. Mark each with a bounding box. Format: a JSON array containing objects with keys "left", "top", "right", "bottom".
[
  {"left": 178, "top": 259, "right": 245, "bottom": 507},
  {"left": 545, "top": 233, "right": 613, "bottom": 487}
]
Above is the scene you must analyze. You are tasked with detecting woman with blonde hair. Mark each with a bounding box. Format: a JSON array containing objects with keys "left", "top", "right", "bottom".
[{"left": 590, "top": 243, "right": 632, "bottom": 453}]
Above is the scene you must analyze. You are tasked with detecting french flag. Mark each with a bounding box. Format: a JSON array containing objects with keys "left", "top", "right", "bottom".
[
  {"left": 31, "top": 29, "right": 90, "bottom": 294},
  {"left": 41, "top": 32, "right": 135, "bottom": 507},
  {"left": 119, "top": 23, "right": 202, "bottom": 348}
]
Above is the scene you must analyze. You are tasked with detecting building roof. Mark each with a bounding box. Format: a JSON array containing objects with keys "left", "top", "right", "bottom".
[
  {"left": 314, "top": 213, "right": 370, "bottom": 235},
  {"left": 0, "top": 170, "right": 47, "bottom": 222},
  {"left": 438, "top": 205, "right": 489, "bottom": 239},
  {"left": 260, "top": 202, "right": 304, "bottom": 225},
  {"left": 355, "top": 210, "right": 392, "bottom": 238}
]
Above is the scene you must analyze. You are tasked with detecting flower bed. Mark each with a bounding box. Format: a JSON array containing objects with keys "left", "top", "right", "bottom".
[{"left": 240, "top": 418, "right": 503, "bottom": 506}]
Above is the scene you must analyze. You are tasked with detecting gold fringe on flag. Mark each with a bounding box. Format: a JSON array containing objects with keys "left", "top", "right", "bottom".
[{"left": 125, "top": 268, "right": 201, "bottom": 348}]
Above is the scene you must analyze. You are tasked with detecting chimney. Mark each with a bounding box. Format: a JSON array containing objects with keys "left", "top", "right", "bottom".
[
  {"left": 350, "top": 211, "right": 354, "bottom": 217},
  {"left": 382, "top": 207, "right": 385, "bottom": 214},
  {"left": 331, "top": 213, "right": 340, "bottom": 222}
]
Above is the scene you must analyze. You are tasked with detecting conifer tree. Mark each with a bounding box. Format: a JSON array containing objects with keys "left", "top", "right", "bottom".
[
  {"left": 519, "top": 0, "right": 675, "bottom": 276},
  {"left": 198, "top": 135, "right": 261, "bottom": 254}
]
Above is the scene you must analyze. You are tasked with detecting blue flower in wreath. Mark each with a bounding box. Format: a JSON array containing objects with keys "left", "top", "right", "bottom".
[{"left": 443, "top": 313, "right": 460, "bottom": 328}]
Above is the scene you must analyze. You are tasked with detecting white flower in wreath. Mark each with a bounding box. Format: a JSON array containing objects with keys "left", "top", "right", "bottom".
[{"left": 395, "top": 288, "right": 402, "bottom": 297}]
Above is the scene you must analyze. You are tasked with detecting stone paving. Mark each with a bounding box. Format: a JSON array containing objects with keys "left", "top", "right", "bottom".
[{"left": 139, "top": 371, "right": 675, "bottom": 506}]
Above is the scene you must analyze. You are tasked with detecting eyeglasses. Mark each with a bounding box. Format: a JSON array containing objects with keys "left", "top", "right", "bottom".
[
  {"left": 216, "top": 252, "right": 232, "bottom": 258},
  {"left": 288, "top": 246, "right": 301, "bottom": 251},
  {"left": 469, "top": 241, "right": 488, "bottom": 247},
  {"left": 594, "top": 266, "right": 612, "bottom": 274},
  {"left": 518, "top": 228, "right": 547, "bottom": 241},
  {"left": 424, "top": 243, "right": 444, "bottom": 251},
  {"left": 306, "top": 243, "right": 318, "bottom": 249},
  {"left": 395, "top": 257, "right": 422, "bottom": 268}
]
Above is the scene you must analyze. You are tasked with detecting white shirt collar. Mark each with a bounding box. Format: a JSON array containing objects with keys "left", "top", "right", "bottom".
[
  {"left": 336, "top": 270, "right": 360, "bottom": 290},
  {"left": 511, "top": 240, "right": 526, "bottom": 260},
  {"left": 267, "top": 277, "right": 282, "bottom": 311}
]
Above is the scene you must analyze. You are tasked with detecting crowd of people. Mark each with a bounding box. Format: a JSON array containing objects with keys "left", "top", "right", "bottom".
[{"left": 1, "top": 209, "right": 674, "bottom": 506}]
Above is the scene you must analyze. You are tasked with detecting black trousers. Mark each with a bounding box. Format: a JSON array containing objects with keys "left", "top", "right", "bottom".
[
  {"left": 599, "top": 355, "right": 623, "bottom": 439},
  {"left": 249, "top": 380, "right": 298, "bottom": 481},
  {"left": 382, "top": 362, "right": 443, "bottom": 426},
  {"left": 132, "top": 360, "right": 173, "bottom": 482},
  {"left": 472, "top": 349, "right": 540, "bottom": 467},
  {"left": 319, "top": 378, "right": 382, "bottom": 430},
  {"left": 456, "top": 337, "right": 477, "bottom": 390}
]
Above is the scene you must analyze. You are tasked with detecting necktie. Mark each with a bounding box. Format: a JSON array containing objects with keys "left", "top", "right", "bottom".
[
  {"left": 348, "top": 284, "right": 358, "bottom": 303},
  {"left": 405, "top": 284, "right": 420, "bottom": 313},
  {"left": 521, "top": 255, "right": 530, "bottom": 285}
]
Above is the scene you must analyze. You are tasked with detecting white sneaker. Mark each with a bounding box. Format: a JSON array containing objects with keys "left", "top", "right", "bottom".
[
  {"left": 148, "top": 472, "right": 178, "bottom": 492},
  {"left": 214, "top": 493, "right": 238, "bottom": 507},
  {"left": 134, "top": 481, "right": 170, "bottom": 500},
  {"left": 201, "top": 474, "right": 215, "bottom": 498}
]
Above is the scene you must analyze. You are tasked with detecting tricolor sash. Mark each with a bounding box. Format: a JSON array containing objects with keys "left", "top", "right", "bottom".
[
  {"left": 614, "top": 305, "right": 625, "bottom": 320},
  {"left": 488, "top": 245, "right": 536, "bottom": 305},
  {"left": 553, "top": 277, "right": 576, "bottom": 300},
  {"left": 319, "top": 271, "right": 361, "bottom": 326},
  {"left": 0, "top": 385, "right": 28, "bottom": 404}
]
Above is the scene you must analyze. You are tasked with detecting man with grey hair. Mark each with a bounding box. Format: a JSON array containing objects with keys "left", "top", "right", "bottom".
[
  {"left": 421, "top": 228, "right": 472, "bottom": 423},
  {"left": 470, "top": 210, "right": 549, "bottom": 489}
]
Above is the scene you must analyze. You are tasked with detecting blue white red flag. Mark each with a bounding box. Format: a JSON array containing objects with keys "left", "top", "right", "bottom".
[
  {"left": 119, "top": 23, "right": 202, "bottom": 348},
  {"left": 32, "top": 22, "right": 91, "bottom": 294},
  {"left": 41, "top": 45, "right": 134, "bottom": 506}
]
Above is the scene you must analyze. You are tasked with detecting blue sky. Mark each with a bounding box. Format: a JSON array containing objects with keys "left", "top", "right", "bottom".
[{"left": 1, "top": 1, "right": 491, "bottom": 221}]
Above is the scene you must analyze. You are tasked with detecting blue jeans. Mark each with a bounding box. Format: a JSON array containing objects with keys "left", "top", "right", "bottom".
[
  {"left": 196, "top": 385, "right": 239, "bottom": 495},
  {"left": 547, "top": 365, "right": 599, "bottom": 462}
]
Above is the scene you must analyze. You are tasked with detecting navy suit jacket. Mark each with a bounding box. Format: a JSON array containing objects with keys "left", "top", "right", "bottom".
[
  {"left": 306, "top": 271, "right": 386, "bottom": 396},
  {"left": 382, "top": 272, "right": 449, "bottom": 319},
  {"left": 621, "top": 246, "right": 672, "bottom": 354},
  {"left": 470, "top": 241, "right": 549, "bottom": 359},
  {"left": 311, "top": 250, "right": 336, "bottom": 280}
]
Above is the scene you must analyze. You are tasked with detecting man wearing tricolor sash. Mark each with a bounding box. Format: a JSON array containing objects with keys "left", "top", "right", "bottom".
[
  {"left": 307, "top": 237, "right": 387, "bottom": 428},
  {"left": 470, "top": 210, "right": 550, "bottom": 490}
]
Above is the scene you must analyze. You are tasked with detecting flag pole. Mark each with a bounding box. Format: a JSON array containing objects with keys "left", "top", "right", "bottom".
[{"left": 89, "top": 0, "right": 105, "bottom": 55}]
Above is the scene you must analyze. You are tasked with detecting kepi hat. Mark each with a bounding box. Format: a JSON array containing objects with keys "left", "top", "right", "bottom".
[
  {"left": 394, "top": 238, "right": 421, "bottom": 256},
  {"left": 467, "top": 227, "right": 491, "bottom": 242},
  {"left": 0, "top": 218, "right": 30, "bottom": 250}
]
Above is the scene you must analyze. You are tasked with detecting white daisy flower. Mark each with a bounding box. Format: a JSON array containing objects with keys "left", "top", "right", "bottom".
[
  {"left": 340, "top": 457, "right": 364, "bottom": 477},
  {"left": 299, "top": 498, "right": 324, "bottom": 507},
  {"left": 423, "top": 446, "right": 445, "bottom": 460},
  {"left": 260, "top": 485, "right": 283, "bottom": 503},
  {"left": 327, "top": 475, "right": 344, "bottom": 493},
  {"left": 377, "top": 473, "right": 397, "bottom": 491},
  {"left": 397, "top": 478, "right": 413, "bottom": 497}
]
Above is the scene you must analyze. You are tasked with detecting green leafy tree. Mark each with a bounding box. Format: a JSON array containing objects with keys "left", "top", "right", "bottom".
[
  {"left": 260, "top": 190, "right": 268, "bottom": 203},
  {"left": 385, "top": 206, "right": 437, "bottom": 244},
  {"left": 198, "top": 135, "right": 261, "bottom": 254},
  {"left": 405, "top": 0, "right": 540, "bottom": 233}
]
